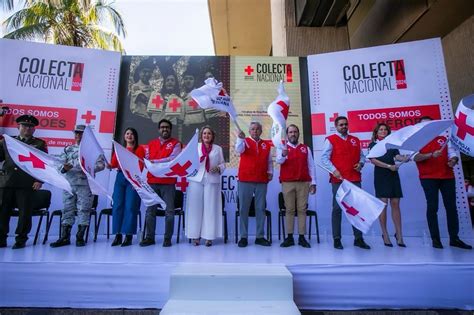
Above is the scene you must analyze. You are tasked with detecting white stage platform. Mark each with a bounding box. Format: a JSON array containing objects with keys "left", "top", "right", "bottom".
[{"left": 0, "top": 235, "right": 473, "bottom": 310}]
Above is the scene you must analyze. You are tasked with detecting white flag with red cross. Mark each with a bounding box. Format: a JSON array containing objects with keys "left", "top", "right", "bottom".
[
  {"left": 144, "top": 130, "right": 199, "bottom": 178},
  {"left": 79, "top": 126, "right": 110, "bottom": 199},
  {"left": 3, "top": 134, "right": 73, "bottom": 193},
  {"left": 335, "top": 180, "right": 385, "bottom": 234},
  {"left": 267, "top": 81, "right": 290, "bottom": 149},
  {"left": 451, "top": 94, "right": 474, "bottom": 157},
  {"left": 113, "top": 141, "right": 167, "bottom": 209}
]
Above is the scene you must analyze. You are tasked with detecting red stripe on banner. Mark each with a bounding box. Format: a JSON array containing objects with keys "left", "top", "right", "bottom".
[
  {"left": 347, "top": 104, "right": 441, "bottom": 133},
  {"left": 43, "top": 137, "right": 75, "bottom": 147},
  {"left": 311, "top": 113, "right": 326, "bottom": 135},
  {"left": 0, "top": 104, "right": 77, "bottom": 131},
  {"left": 99, "top": 111, "right": 116, "bottom": 133}
]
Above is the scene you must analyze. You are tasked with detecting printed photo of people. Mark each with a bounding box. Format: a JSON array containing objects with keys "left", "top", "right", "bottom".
[{"left": 116, "top": 56, "right": 230, "bottom": 160}]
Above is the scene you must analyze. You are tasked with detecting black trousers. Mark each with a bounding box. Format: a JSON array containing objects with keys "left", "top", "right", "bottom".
[
  {"left": 420, "top": 178, "right": 459, "bottom": 240},
  {"left": 0, "top": 187, "right": 34, "bottom": 242}
]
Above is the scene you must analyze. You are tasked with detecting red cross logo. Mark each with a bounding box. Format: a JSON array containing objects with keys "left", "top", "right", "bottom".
[
  {"left": 18, "top": 152, "right": 46, "bottom": 169},
  {"left": 341, "top": 201, "right": 365, "bottom": 221},
  {"left": 329, "top": 113, "right": 339, "bottom": 122},
  {"left": 188, "top": 99, "right": 199, "bottom": 110},
  {"left": 125, "top": 170, "right": 142, "bottom": 188},
  {"left": 168, "top": 98, "right": 181, "bottom": 112},
  {"left": 218, "top": 89, "right": 227, "bottom": 96},
  {"left": 455, "top": 112, "right": 474, "bottom": 140},
  {"left": 276, "top": 100, "right": 289, "bottom": 120},
  {"left": 152, "top": 94, "right": 164, "bottom": 109},
  {"left": 176, "top": 177, "right": 189, "bottom": 192},
  {"left": 244, "top": 65, "right": 254, "bottom": 76},
  {"left": 81, "top": 110, "right": 96, "bottom": 124},
  {"left": 165, "top": 161, "right": 192, "bottom": 177}
]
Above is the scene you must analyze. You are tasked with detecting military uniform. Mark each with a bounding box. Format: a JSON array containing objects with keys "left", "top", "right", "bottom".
[{"left": 0, "top": 115, "right": 47, "bottom": 248}]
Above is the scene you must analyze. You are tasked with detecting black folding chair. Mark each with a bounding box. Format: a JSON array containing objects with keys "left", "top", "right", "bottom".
[{"left": 95, "top": 205, "right": 142, "bottom": 241}]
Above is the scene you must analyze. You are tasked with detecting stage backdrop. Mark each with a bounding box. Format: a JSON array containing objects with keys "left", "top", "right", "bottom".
[
  {"left": 0, "top": 39, "right": 121, "bottom": 228},
  {"left": 308, "top": 38, "right": 472, "bottom": 238}
]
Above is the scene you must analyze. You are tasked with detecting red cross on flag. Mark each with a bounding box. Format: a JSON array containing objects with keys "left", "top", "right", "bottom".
[
  {"left": 267, "top": 81, "right": 290, "bottom": 149},
  {"left": 79, "top": 126, "right": 110, "bottom": 199},
  {"left": 113, "top": 141, "right": 167, "bottom": 209},
  {"left": 144, "top": 130, "right": 199, "bottom": 178},
  {"left": 335, "top": 180, "right": 385, "bottom": 234},
  {"left": 3, "top": 135, "right": 72, "bottom": 193},
  {"left": 451, "top": 94, "right": 474, "bottom": 157}
]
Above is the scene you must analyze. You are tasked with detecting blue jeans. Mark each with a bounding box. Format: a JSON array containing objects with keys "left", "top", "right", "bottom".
[{"left": 112, "top": 171, "right": 141, "bottom": 235}]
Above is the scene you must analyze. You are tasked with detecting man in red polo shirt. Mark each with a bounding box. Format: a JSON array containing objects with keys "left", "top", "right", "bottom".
[
  {"left": 277, "top": 124, "right": 316, "bottom": 248},
  {"left": 236, "top": 121, "right": 272, "bottom": 248},
  {"left": 140, "top": 119, "right": 182, "bottom": 247},
  {"left": 321, "top": 116, "right": 370, "bottom": 250},
  {"left": 414, "top": 116, "right": 471, "bottom": 250}
]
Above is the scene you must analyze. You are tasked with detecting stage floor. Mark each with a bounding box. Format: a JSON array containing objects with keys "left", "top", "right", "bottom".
[{"left": 1, "top": 235, "right": 473, "bottom": 310}]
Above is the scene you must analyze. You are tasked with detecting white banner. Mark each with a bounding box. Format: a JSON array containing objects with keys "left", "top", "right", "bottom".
[
  {"left": 451, "top": 94, "right": 474, "bottom": 157},
  {"left": 308, "top": 38, "right": 472, "bottom": 238}
]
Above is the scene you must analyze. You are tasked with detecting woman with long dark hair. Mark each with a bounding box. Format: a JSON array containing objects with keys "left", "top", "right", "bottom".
[
  {"left": 109, "top": 128, "right": 145, "bottom": 246},
  {"left": 368, "top": 123, "right": 409, "bottom": 247}
]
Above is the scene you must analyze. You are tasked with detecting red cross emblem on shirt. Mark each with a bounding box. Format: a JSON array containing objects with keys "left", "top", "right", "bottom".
[
  {"left": 455, "top": 112, "right": 474, "bottom": 140},
  {"left": 18, "top": 152, "right": 46, "bottom": 169},
  {"left": 168, "top": 98, "right": 181, "bottom": 112},
  {"left": 152, "top": 94, "right": 164, "bottom": 109}
]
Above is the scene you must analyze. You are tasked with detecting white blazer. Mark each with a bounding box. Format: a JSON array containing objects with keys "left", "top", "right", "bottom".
[{"left": 188, "top": 143, "right": 225, "bottom": 184}]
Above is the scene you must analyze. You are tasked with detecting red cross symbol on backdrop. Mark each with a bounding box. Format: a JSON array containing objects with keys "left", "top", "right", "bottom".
[
  {"left": 329, "top": 113, "right": 339, "bottom": 122},
  {"left": 168, "top": 98, "right": 181, "bottom": 112},
  {"left": 165, "top": 161, "right": 192, "bottom": 177},
  {"left": 341, "top": 201, "right": 365, "bottom": 222},
  {"left": 176, "top": 177, "right": 189, "bottom": 192},
  {"left": 125, "top": 170, "right": 142, "bottom": 188},
  {"left": 455, "top": 112, "right": 474, "bottom": 140},
  {"left": 276, "top": 100, "right": 289, "bottom": 120},
  {"left": 18, "top": 152, "right": 46, "bottom": 169},
  {"left": 81, "top": 110, "right": 96, "bottom": 124},
  {"left": 188, "top": 99, "right": 199, "bottom": 110},
  {"left": 152, "top": 94, "right": 164, "bottom": 109},
  {"left": 244, "top": 65, "right": 254, "bottom": 76}
]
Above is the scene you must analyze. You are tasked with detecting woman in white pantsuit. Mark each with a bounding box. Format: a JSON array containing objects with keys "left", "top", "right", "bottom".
[{"left": 186, "top": 126, "right": 225, "bottom": 246}]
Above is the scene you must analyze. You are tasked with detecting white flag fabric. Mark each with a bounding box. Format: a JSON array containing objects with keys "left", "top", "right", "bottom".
[
  {"left": 3, "top": 135, "right": 72, "bottom": 193},
  {"left": 335, "top": 180, "right": 385, "bottom": 234},
  {"left": 190, "top": 78, "right": 238, "bottom": 121},
  {"left": 144, "top": 130, "right": 199, "bottom": 178},
  {"left": 367, "top": 119, "right": 454, "bottom": 158},
  {"left": 451, "top": 94, "right": 474, "bottom": 157},
  {"left": 79, "top": 126, "right": 110, "bottom": 199},
  {"left": 113, "top": 141, "right": 167, "bottom": 209},
  {"left": 267, "top": 81, "right": 290, "bottom": 149}
]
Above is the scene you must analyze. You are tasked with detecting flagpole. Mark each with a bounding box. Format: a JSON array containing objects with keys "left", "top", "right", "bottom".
[{"left": 316, "top": 163, "right": 345, "bottom": 181}]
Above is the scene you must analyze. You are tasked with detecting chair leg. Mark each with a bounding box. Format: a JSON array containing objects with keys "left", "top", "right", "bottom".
[
  {"left": 308, "top": 215, "right": 312, "bottom": 240},
  {"left": 278, "top": 213, "right": 281, "bottom": 240},
  {"left": 95, "top": 213, "right": 103, "bottom": 242},
  {"left": 315, "top": 214, "right": 320, "bottom": 244},
  {"left": 33, "top": 214, "right": 44, "bottom": 245},
  {"left": 58, "top": 213, "right": 63, "bottom": 238},
  {"left": 182, "top": 211, "right": 185, "bottom": 229},
  {"left": 138, "top": 211, "right": 142, "bottom": 230},
  {"left": 42, "top": 213, "right": 50, "bottom": 245},
  {"left": 268, "top": 215, "right": 272, "bottom": 244},
  {"left": 177, "top": 213, "right": 181, "bottom": 243},
  {"left": 235, "top": 212, "right": 239, "bottom": 243},
  {"left": 282, "top": 214, "right": 286, "bottom": 240},
  {"left": 106, "top": 214, "right": 110, "bottom": 239},
  {"left": 224, "top": 212, "right": 228, "bottom": 244}
]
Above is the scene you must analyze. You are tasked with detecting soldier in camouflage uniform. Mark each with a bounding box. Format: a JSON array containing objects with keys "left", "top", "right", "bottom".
[
  {"left": 0, "top": 115, "right": 47, "bottom": 249},
  {"left": 50, "top": 125, "right": 105, "bottom": 247}
]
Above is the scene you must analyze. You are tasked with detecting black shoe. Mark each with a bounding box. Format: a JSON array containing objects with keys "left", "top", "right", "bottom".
[
  {"left": 394, "top": 233, "right": 406, "bottom": 247},
  {"left": 432, "top": 239, "right": 443, "bottom": 249},
  {"left": 382, "top": 235, "right": 393, "bottom": 247},
  {"left": 205, "top": 240, "right": 212, "bottom": 247},
  {"left": 333, "top": 238, "right": 343, "bottom": 250},
  {"left": 238, "top": 238, "right": 248, "bottom": 248},
  {"left": 255, "top": 238, "right": 271, "bottom": 246},
  {"left": 139, "top": 238, "right": 155, "bottom": 247},
  {"left": 354, "top": 238, "right": 371, "bottom": 249},
  {"left": 111, "top": 234, "right": 122, "bottom": 247},
  {"left": 280, "top": 236, "right": 295, "bottom": 247},
  {"left": 298, "top": 236, "right": 311, "bottom": 248},
  {"left": 0, "top": 239, "right": 6, "bottom": 248},
  {"left": 12, "top": 241, "right": 26, "bottom": 249},
  {"left": 76, "top": 225, "right": 87, "bottom": 247},
  {"left": 163, "top": 238, "right": 172, "bottom": 247},
  {"left": 121, "top": 235, "right": 133, "bottom": 247},
  {"left": 450, "top": 238, "right": 472, "bottom": 250}
]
